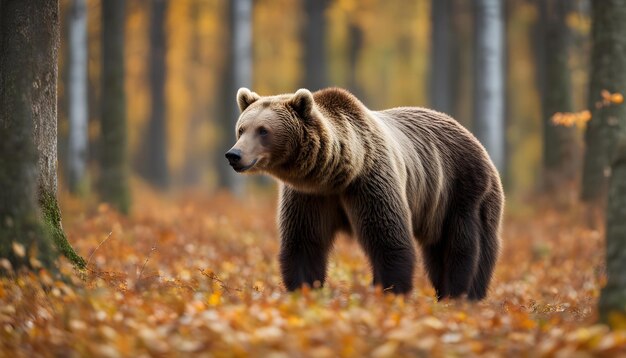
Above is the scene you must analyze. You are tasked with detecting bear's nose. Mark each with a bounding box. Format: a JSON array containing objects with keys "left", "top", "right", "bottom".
[{"left": 225, "top": 149, "right": 242, "bottom": 164}]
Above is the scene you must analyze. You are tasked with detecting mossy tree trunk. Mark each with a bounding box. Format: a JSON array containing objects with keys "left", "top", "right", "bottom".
[
  {"left": 581, "top": 0, "right": 626, "bottom": 207},
  {"left": 540, "top": 0, "right": 579, "bottom": 194},
  {"left": 100, "top": 0, "right": 130, "bottom": 214},
  {"left": 0, "top": 0, "right": 85, "bottom": 271}
]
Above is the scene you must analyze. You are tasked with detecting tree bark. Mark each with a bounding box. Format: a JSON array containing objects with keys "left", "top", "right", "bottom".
[
  {"left": 67, "top": 0, "right": 89, "bottom": 194},
  {"left": 599, "top": 138, "right": 626, "bottom": 324},
  {"left": 581, "top": 0, "right": 626, "bottom": 206},
  {"left": 0, "top": 0, "right": 85, "bottom": 271},
  {"left": 183, "top": 0, "right": 206, "bottom": 186},
  {"left": 473, "top": 0, "right": 506, "bottom": 174},
  {"left": 140, "top": 0, "right": 169, "bottom": 188},
  {"left": 597, "top": 0, "right": 626, "bottom": 326},
  {"left": 100, "top": 0, "right": 130, "bottom": 214},
  {"left": 430, "top": 0, "right": 452, "bottom": 114},
  {"left": 215, "top": 0, "right": 251, "bottom": 196},
  {"left": 600, "top": 138, "right": 626, "bottom": 325},
  {"left": 303, "top": 0, "right": 328, "bottom": 91},
  {"left": 347, "top": 19, "right": 364, "bottom": 100},
  {"left": 540, "top": 0, "right": 578, "bottom": 193}
]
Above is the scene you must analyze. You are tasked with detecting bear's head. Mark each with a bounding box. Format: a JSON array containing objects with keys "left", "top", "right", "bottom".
[{"left": 225, "top": 87, "right": 317, "bottom": 175}]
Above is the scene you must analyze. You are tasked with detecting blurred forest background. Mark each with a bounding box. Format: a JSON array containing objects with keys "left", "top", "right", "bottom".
[
  {"left": 2, "top": 0, "right": 626, "bottom": 355},
  {"left": 55, "top": 0, "right": 590, "bottom": 204}
]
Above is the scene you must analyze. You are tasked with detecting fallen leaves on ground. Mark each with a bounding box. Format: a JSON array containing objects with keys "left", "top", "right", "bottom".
[{"left": 1, "top": 186, "right": 625, "bottom": 357}]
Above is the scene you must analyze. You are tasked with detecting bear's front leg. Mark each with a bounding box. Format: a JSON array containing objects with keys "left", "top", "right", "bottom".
[
  {"left": 342, "top": 176, "right": 416, "bottom": 294},
  {"left": 278, "top": 186, "right": 339, "bottom": 291}
]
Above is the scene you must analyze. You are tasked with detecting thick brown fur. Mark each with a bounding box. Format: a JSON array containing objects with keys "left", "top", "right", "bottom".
[{"left": 227, "top": 87, "right": 504, "bottom": 299}]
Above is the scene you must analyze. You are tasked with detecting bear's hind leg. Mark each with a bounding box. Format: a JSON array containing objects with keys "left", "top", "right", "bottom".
[
  {"left": 278, "top": 187, "right": 339, "bottom": 291},
  {"left": 440, "top": 211, "right": 481, "bottom": 299},
  {"left": 421, "top": 240, "right": 447, "bottom": 300},
  {"left": 468, "top": 191, "right": 502, "bottom": 300}
]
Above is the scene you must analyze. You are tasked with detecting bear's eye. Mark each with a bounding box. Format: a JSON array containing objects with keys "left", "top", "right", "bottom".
[
  {"left": 258, "top": 127, "right": 268, "bottom": 137},
  {"left": 238, "top": 128, "right": 244, "bottom": 137}
]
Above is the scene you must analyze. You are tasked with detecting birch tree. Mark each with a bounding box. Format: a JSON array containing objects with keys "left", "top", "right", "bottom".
[
  {"left": 67, "top": 0, "right": 89, "bottom": 194},
  {"left": 473, "top": 0, "right": 505, "bottom": 174}
]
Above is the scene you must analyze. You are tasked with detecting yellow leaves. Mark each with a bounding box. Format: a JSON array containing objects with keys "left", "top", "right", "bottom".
[{"left": 207, "top": 292, "right": 221, "bottom": 306}]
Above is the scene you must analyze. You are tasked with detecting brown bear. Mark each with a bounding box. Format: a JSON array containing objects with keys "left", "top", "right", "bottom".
[{"left": 226, "top": 87, "right": 503, "bottom": 299}]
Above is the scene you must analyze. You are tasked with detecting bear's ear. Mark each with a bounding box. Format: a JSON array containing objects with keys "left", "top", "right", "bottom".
[
  {"left": 289, "top": 88, "right": 314, "bottom": 117},
  {"left": 237, "top": 87, "right": 260, "bottom": 112}
]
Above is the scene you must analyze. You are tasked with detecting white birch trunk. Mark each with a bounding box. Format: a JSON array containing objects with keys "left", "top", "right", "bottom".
[
  {"left": 474, "top": 0, "right": 505, "bottom": 174},
  {"left": 67, "top": 0, "right": 88, "bottom": 193}
]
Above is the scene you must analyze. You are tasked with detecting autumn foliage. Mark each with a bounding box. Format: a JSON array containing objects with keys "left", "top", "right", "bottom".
[{"left": 0, "top": 184, "right": 624, "bottom": 356}]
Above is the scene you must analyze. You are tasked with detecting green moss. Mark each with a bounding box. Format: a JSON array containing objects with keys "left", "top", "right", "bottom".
[{"left": 39, "top": 189, "right": 86, "bottom": 269}]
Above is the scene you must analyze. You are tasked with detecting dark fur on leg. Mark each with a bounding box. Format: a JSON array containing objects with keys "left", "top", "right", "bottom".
[
  {"left": 342, "top": 175, "right": 416, "bottom": 294},
  {"left": 442, "top": 211, "right": 480, "bottom": 298},
  {"left": 278, "top": 186, "right": 340, "bottom": 291},
  {"left": 468, "top": 191, "right": 502, "bottom": 300},
  {"left": 421, "top": 240, "right": 446, "bottom": 300}
]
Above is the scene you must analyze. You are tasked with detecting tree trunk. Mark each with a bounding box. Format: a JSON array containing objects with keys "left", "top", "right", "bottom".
[
  {"left": 347, "top": 19, "right": 364, "bottom": 100},
  {"left": 183, "top": 0, "right": 206, "bottom": 186},
  {"left": 450, "top": 0, "right": 473, "bottom": 127},
  {"left": 67, "top": 0, "right": 89, "bottom": 194},
  {"left": 100, "top": 0, "right": 130, "bottom": 214},
  {"left": 141, "top": 0, "right": 169, "bottom": 188},
  {"left": 0, "top": 0, "right": 85, "bottom": 271},
  {"left": 540, "top": 0, "right": 578, "bottom": 194},
  {"left": 214, "top": 1, "right": 234, "bottom": 191},
  {"left": 430, "top": 0, "right": 452, "bottom": 114},
  {"left": 581, "top": 0, "right": 626, "bottom": 206},
  {"left": 215, "top": 0, "right": 251, "bottom": 196},
  {"left": 473, "top": 0, "right": 506, "bottom": 174},
  {"left": 596, "top": 0, "right": 626, "bottom": 326},
  {"left": 303, "top": 0, "right": 328, "bottom": 91},
  {"left": 600, "top": 138, "right": 626, "bottom": 325}
]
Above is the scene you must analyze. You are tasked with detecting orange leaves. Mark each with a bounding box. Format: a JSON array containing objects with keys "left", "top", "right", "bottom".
[
  {"left": 551, "top": 110, "right": 592, "bottom": 128},
  {"left": 552, "top": 90, "right": 624, "bottom": 128},
  {"left": 600, "top": 89, "right": 624, "bottom": 107},
  {"left": 0, "top": 190, "right": 624, "bottom": 356}
]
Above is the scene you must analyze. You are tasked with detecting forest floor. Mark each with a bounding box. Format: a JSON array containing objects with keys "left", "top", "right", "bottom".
[{"left": 1, "top": 184, "right": 626, "bottom": 357}]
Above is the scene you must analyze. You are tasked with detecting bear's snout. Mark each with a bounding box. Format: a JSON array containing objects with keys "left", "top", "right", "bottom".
[{"left": 225, "top": 149, "right": 242, "bottom": 165}]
